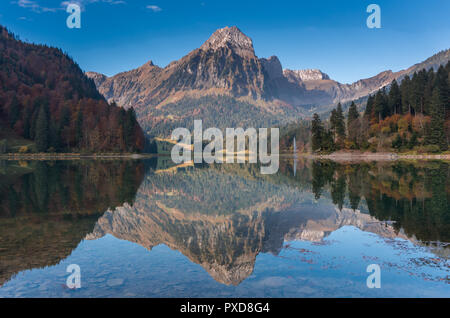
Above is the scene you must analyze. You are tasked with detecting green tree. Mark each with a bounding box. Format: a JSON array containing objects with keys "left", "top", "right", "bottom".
[
  {"left": 388, "top": 79, "right": 402, "bottom": 115},
  {"left": 331, "top": 172, "right": 346, "bottom": 211},
  {"left": 311, "top": 113, "right": 324, "bottom": 152},
  {"left": 35, "top": 104, "right": 49, "bottom": 152},
  {"left": 364, "top": 95, "right": 375, "bottom": 120},
  {"left": 347, "top": 101, "right": 360, "bottom": 145},
  {"left": 411, "top": 70, "right": 427, "bottom": 114},
  {"left": 124, "top": 107, "right": 137, "bottom": 151},
  {"left": 75, "top": 110, "right": 83, "bottom": 148},
  {"left": 373, "top": 89, "right": 388, "bottom": 121},
  {"left": 435, "top": 65, "right": 449, "bottom": 117},
  {"left": 330, "top": 103, "right": 346, "bottom": 148},
  {"left": 401, "top": 75, "right": 412, "bottom": 114},
  {"left": 427, "top": 87, "right": 448, "bottom": 151},
  {"left": 8, "top": 96, "right": 20, "bottom": 128}
]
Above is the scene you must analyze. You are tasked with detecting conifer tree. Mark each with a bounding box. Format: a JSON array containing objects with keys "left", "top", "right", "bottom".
[
  {"left": 364, "top": 95, "right": 375, "bottom": 119},
  {"left": 35, "top": 104, "right": 49, "bottom": 152},
  {"left": 401, "top": 75, "right": 412, "bottom": 114},
  {"left": 9, "top": 96, "right": 20, "bottom": 128},
  {"left": 374, "top": 90, "right": 388, "bottom": 121},
  {"left": 388, "top": 79, "right": 402, "bottom": 115},
  {"left": 311, "top": 113, "right": 324, "bottom": 152},
  {"left": 427, "top": 87, "right": 448, "bottom": 151},
  {"left": 435, "top": 65, "right": 449, "bottom": 114},
  {"left": 348, "top": 102, "right": 359, "bottom": 124},
  {"left": 75, "top": 110, "right": 83, "bottom": 148},
  {"left": 332, "top": 103, "right": 346, "bottom": 147},
  {"left": 347, "top": 101, "right": 360, "bottom": 144}
]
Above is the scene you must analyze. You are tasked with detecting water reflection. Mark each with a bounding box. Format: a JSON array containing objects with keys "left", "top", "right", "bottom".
[
  {"left": 0, "top": 158, "right": 448, "bottom": 296},
  {"left": 0, "top": 160, "right": 146, "bottom": 287}
]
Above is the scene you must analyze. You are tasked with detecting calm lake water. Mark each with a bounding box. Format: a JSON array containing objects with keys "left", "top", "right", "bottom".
[{"left": 0, "top": 158, "right": 449, "bottom": 298}]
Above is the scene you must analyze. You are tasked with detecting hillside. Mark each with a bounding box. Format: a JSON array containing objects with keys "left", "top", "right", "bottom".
[
  {"left": 311, "top": 62, "right": 450, "bottom": 154},
  {"left": 0, "top": 26, "right": 145, "bottom": 153}
]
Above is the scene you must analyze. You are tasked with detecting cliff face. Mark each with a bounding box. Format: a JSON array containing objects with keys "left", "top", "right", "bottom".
[{"left": 88, "top": 27, "right": 269, "bottom": 107}]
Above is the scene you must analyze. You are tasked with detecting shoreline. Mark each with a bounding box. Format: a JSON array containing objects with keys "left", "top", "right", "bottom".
[
  {"left": 2, "top": 152, "right": 450, "bottom": 161},
  {"left": 298, "top": 151, "right": 450, "bottom": 161},
  {"left": 0, "top": 153, "right": 156, "bottom": 160}
]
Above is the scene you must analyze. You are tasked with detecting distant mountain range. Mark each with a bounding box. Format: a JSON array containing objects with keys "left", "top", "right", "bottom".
[{"left": 87, "top": 26, "right": 450, "bottom": 136}]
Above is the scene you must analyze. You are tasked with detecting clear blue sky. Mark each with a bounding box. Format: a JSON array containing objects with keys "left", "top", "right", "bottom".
[{"left": 0, "top": 0, "right": 449, "bottom": 84}]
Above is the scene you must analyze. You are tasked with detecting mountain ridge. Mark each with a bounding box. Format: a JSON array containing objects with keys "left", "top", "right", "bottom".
[{"left": 86, "top": 26, "right": 450, "bottom": 136}]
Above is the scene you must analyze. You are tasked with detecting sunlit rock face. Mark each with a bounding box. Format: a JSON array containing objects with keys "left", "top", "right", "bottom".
[
  {"left": 86, "top": 26, "right": 450, "bottom": 137},
  {"left": 200, "top": 26, "right": 256, "bottom": 58},
  {"left": 284, "top": 69, "right": 330, "bottom": 82}
]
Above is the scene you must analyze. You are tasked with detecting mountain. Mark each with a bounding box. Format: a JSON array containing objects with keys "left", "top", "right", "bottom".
[
  {"left": 87, "top": 26, "right": 450, "bottom": 136},
  {"left": 87, "top": 27, "right": 316, "bottom": 135},
  {"left": 0, "top": 25, "right": 146, "bottom": 153}
]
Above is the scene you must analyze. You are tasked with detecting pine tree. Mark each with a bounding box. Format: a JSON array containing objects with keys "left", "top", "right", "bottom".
[
  {"left": 348, "top": 102, "right": 359, "bottom": 124},
  {"left": 35, "top": 104, "right": 49, "bottom": 152},
  {"left": 388, "top": 79, "right": 402, "bottom": 115},
  {"left": 22, "top": 106, "right": 32, "bottom": 139},
  {"left": 311, "top": 113, "right": 323, "bottom": 152},
  {"left": 332, "top": 103, "right": 346, "bottom": 148},
  {"left": 330, "top": 109, "right": 338, "bottom": 140},
  {"left": 401, "top": 75, "right": 412, "bottom": 114},
  {"left": 435, "top": 65, "right": 449, "bottom": 118},
  {"left": 9, "top": 96, "right": 20, "bottom": 128},
  {"left": 427, "top": 87, "right": 448, "bottom": 151},
  {"left": 364, "top": 95, "right": 375, "bottom": 120},
  {"left": 423, "top": 69, "right": 435, "bottom": 115},
  {"left": 322, "top": 129, "right": 336, "bottom": 152},
  {"left": 124, "top": 107, "right": 137, "bottom": 151},
  {"left": 347, "top": 101, "right": 360, "bottom": 144},
  {"left": 75, "top": 110, "right": 83, "bottom": 149},
  {"left": 411, "top": 70, "right": 427, "bottom": 114},
  {"left": 331, "top": 172, "right": 346, "bottom": 211},
  {"left": 374, "top": 89, "right": 388, "bottom": 121}
]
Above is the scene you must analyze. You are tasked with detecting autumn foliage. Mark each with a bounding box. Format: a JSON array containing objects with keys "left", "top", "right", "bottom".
[
  {"left": 311, "top": 63, "right": 450, "bottom": 153},
  {"left": 0, "top": 26, "right": 145, "bottom": 153}
]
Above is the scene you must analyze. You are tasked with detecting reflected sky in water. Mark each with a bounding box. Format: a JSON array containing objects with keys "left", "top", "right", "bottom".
[{"left": 0, "top": 159, "right": 449, "bottom": 297}]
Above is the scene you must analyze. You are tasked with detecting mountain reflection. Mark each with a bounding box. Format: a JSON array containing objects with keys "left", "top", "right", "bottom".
[
  {"left": 88, "top": 159, "right": 450, "bottom": 285},
  {"left": 0, "top": 159, "right": 448, "bottom": 287}
]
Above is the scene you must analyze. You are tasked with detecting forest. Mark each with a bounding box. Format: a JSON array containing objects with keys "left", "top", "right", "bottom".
[
  {"left": 0, "top": 26, "right": 145, "bottom": 153},
  {"left": 311, "top": 62, "right": 450, "bottom": 153}
]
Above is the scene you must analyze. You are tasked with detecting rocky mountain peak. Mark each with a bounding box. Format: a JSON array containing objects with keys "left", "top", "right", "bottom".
[
  {"left": 85, "top": 71, "right": 108, "bottom": 87},
  {"left": 260, "top": 56, "right": 283, "bottom": 80},
  {"left": 200, "top": 26, "right": 255, "bottom": 57},
  {"left": 144, "top": 60, "right": 155, "bottom": 67},
  {"left": 284, "top": 69, "right": 331, "bottom": 82}
]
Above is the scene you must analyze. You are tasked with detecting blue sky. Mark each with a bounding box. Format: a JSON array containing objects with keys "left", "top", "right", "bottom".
[{"left": 0, "top": 0, "right": 449, "bottom": 83}]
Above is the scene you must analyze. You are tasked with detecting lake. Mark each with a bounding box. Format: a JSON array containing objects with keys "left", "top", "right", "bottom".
[{"left": 0, "top": 158, "right": 449, "bottom": 297}]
